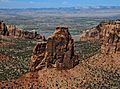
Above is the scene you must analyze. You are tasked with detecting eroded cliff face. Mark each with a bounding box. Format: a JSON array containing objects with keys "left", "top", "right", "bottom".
[
  {"left": 0, "top": 21, "right": 9, "bottom": 36},
  {"left": 0, "top": 21, "right": 45, "bottom": 40},
  {"left": 30, "top": 26, "right": 79, "bottom": 71},
  {"left": 80, "top": 20, "right": 120, "bottom": 54}
]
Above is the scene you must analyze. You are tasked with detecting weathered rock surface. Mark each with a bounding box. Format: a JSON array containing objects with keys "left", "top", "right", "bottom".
[
  {"left": 80, "top": 27, "right": 99, "bottom": 41},
  {"left": 0, "top": 21, "right": 9, "bottom": 36},
  {"left": 80, "top": 20, "right": 120, "bottom": 54},
  {"left": 30, "top": 26, "right": 78, "bottom": 71},
  {"left": 0, "top": 21, "right": 44, "bottom": 40}
]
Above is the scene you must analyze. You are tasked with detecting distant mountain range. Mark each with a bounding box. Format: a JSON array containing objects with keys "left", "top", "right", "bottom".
[
  {"left": 0, "top": 6, "right": 120, "bottom": 10},
  {"left": 1, "top": 6, "right": 120, "bottom": 18}
]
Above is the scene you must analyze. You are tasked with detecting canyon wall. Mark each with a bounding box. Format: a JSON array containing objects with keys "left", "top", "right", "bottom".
[{"left": 80, "top": 20, "right": 120, "bottom": 54}]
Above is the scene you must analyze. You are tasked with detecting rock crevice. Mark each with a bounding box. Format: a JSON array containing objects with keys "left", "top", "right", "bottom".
[
  {"left": 0, "top": 21, "right": 45, "bottom": 40},
  {"left": 80, "top": 20, "right": 120, "bottom": 54},
  {"left": 31, "top": 26, "right": 78, "bottom": 71}
]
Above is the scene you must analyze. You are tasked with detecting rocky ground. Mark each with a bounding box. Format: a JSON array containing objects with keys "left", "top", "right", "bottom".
[
  {"left": 0, "top": 51, "right": 120, "bottom": 89},
  {"left": 0, "top": 35, "right": 103, "bottom": 89},
  {"left": 1, "top": 37, "right": 120, "bottom": 89},
  {"left": 0, "top": 20, "right": 120, "bottom": 88}
]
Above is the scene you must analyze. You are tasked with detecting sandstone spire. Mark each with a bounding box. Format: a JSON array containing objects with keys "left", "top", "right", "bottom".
[{"left": 30, "top": 26, "right": 78, "bottom": 71}]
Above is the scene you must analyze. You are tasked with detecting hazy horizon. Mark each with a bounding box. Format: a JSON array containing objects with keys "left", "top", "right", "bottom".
[
  {"left": 0, "top": 6, "right": 120, "bottom": 9},
  {"left": 0, "top": 0, "right": 120, "bottom": 8}
]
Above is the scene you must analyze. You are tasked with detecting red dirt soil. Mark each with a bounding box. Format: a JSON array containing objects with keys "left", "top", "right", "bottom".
[{"left": 0, "top": 52, "right": 120, "bottom": 89}]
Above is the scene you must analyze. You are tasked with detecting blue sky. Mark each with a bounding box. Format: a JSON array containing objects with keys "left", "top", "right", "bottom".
[{"left": 0, "top": 0, "right": 120, "bottom": 8}]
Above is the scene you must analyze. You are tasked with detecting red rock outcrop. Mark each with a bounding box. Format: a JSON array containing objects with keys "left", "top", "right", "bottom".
[
  {"left": 30, "top": 26, "right": 78, "bottom": 71},
  {"left": 80, "top": 20, "right": 120, "bottom": 54},
  {"left": 7, "top": 25, "right": 22, "bottom": 37},
  {"left": 0, "top": 21, "right": 9, "bottom": 36},
  {"left": 0, "top": 21, "right": 44, "bottom": 40},
  {"left": 80, "top": 27, "right": 99, "bottom": 41}
]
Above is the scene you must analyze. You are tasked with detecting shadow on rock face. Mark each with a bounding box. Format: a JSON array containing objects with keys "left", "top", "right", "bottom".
[
  {"left": 30, "top": 26, "right": 79, "bottom": 71},
  {"left": 80, "top": 20, "right": 120, "bottom": 54}
]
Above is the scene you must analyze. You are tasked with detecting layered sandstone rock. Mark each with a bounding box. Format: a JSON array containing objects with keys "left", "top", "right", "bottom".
[
  {"left": 80, "top": 27, "right": 99, "bottom": 41},
  {"left": 21, "top": 30, "right": 43, "bottom": 40},
  {"left": 0, "top": 21, "right": 44, "bottom": 40},
  {"left": 80, "top": 20, "right": 120, "bottom": 54},
  {"left": 30, "top": 26, "right": 78, "bottom": 71},
  {"left": 0, "top": 21, "right": 9, "bottom": 36}
]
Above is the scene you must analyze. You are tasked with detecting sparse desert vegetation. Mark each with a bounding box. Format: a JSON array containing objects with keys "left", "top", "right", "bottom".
[
  {"left": 1, "top": 37, "right": 114, "bottom": 89},
  {"left": 0, "top": 7, "right": 120, "bottom": 89},
  {"left": 0, "top": 37, "right": 36, "bottom": 80}
]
